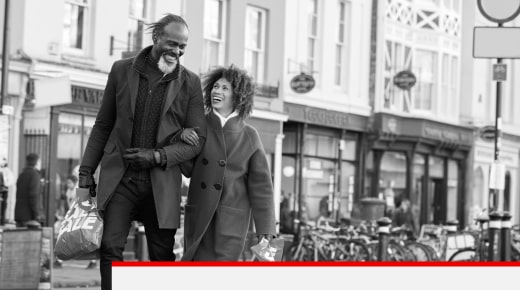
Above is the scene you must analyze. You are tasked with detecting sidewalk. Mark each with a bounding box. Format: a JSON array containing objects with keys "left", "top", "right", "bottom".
[{"left": 53, "top": 260, "right": 101, "bottom": 289}]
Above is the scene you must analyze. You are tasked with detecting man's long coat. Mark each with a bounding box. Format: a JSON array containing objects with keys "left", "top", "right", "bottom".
[
  {"left": 181, "top": 112, "right": 276, "bottom": 261},
  {"left": 81, "top": 48, "right": 206, "bottom": 229}
]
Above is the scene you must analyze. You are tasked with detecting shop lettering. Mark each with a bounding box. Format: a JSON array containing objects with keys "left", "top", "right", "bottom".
[
  {"left": 71, "top": 86, "right": 104, "bottom": 106},
  {"left": 306, "top": 109, "right": 349, "bottom": 128},
  {"left": 58, "top": 215, "right": 98, "bottom": 236},
  {"left": 424, "top": 127, "right": 462, "bottom": 141}
]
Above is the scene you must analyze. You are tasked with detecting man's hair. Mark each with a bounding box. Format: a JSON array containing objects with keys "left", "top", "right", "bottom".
[
  {"left": 26, "top": 153, "right": 39, "bottom": 167},
  {"left": 202, "top": 65, "right": 255, "bottom": 120},
  {"left": 147, "top": 14, "right": 189, "bottom": 43}
]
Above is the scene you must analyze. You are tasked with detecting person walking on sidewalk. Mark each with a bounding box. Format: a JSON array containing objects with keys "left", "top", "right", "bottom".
[
  {"left": 14, "top": 153, "right": 44, "bottom": 227},
  {"left": 179, "top": 65, "right": 276, "bottom": 261},
  {"left": 78, "top": 14, "right": 206, "bottom": 290}
]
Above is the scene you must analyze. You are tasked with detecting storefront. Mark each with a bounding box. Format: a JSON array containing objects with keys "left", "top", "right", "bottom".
[
  {"left": 280, "top": 103, "right": 368, "bottom": 233},
  {"left": 22, "top": 83, "right": 101, "bottom": 224},
  {"left": 365, "top": 113, "right": 474, "bottom": 228}
]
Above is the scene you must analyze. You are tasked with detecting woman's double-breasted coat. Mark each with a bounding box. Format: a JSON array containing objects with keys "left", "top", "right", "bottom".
[{"left": 181, "top": 111, "right": 276, "bottom": 261}]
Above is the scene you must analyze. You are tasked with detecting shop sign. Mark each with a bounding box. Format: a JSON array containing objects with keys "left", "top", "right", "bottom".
[
  {"left": 423, "top": 125, "right": 472, "bottom": 144},
  {"left": 290, "top": 73, "right": 315, "bottom": 94},
  {"left": 71, "top": 86, "right": 104, "bottom": 106},
  {"left": 479, "top": 125, "right": 496, "bottom": 142},
  {"left": 305, "top": 108, "right": 349, "bottom": 128},
  {"left": 393, "top": 70, "right": 416, "bottom": 90}
]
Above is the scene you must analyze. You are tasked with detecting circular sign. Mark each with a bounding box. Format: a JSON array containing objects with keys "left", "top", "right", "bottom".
[
  {"left": 290, "top": 73, "right": 315, "bottom": 94},
  {"left": 393, "top": 70, "right": 416, "bottom": 90},
  {"left": 477, "top": 0, "right": 520, "bottom": 24}
]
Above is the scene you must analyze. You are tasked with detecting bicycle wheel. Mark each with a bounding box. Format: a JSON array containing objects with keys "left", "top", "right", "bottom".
[
  {"left": 448, "top": 248, "right": 476, "bottom": 261},
  {"left": 364, "top": 241, "right": 412, "bottom": 261},
  {"left": 334, "top": 239, "right": 371, "bottom": 261},
  {"left": 405, "top": 242, "right": 434, "bottom": 261},
  {"left": 285, "top": 243, "right": 313, "bottom": 261}
]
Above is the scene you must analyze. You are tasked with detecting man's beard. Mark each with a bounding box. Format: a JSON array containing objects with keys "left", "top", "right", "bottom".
[{"left": 157, "top": 53, "right": 178, "bottom": 74}]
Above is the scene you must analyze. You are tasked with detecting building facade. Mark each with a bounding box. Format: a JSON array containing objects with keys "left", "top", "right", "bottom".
[
  {"left": 0, "top": 0, "right": 288, "bottom": 226},
  {"left": 367, "top": 0, "right": 476, "bottom": 228},
  {"left": 461, "top": 1, "right": 520, "bottom": 225}
]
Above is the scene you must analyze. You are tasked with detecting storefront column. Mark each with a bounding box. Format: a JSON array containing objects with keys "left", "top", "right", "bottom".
[{"left": 273, "top": 132, "right": 284, "bottom": 233}]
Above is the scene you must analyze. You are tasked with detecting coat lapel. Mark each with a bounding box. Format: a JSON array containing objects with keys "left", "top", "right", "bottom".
[
  {"left": 161, "top": 67, "right": 186, "bottom": 116},
  {"left": 127, "top": 64, "right": 140, "bottom": 117}
]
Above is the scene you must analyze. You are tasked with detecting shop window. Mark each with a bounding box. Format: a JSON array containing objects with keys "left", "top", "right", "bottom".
[
  {"left": 364, "top": 150, "right": 374, "bottom": 197},
  {"left": 304, "top": 131, "right": 337, "bottom": 159},
  {"left": 301, "top": 158, "right": 336, "bottom": 221},
  {"left": 341, "top": 139, "right": 357, "bottom": 161},
  {"left": 339, "top": 161, "right": 356, "bottom": 220},
  {"left": 380, "top": 151, "right": 407, "bottom": 212},
  {"left": 280, "top": 156, "right": 297, "bottom": 233},
  {"left": 282, "top": 129, "right": 297, "bottom": 154}
]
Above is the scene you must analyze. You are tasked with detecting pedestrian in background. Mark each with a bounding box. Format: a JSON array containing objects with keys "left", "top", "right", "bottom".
[
  {"left": 14, "top": 153, "right": 44, "bottom": 227},
  {"left": 78, "top": 13, "right": 206, "bottom": 289},
  {"left": 180, "top": 65, "right": 276, "bottom": 261}
]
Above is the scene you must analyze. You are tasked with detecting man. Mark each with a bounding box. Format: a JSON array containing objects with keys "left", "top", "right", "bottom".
[
  {"left": 78, "top": 14, "right": 206, "bottom": 290},
  {"left": 14, "top": 153, "right": 44, "bottom": 227}
]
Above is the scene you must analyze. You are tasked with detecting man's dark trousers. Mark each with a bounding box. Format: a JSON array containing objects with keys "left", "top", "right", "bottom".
[{"left": 100, "top": 174, "right": 177, "bottom": 290}]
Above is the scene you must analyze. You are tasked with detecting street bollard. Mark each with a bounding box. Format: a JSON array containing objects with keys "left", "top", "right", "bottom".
[
  {"left": 376, "top": 217, "right": 392, "bottom": 261},
  {"left": 487, "top": 211, "right": 502, "bottom": 261},
  {"left": 500, "top": 212, "right": 512, "bottom": 262}
]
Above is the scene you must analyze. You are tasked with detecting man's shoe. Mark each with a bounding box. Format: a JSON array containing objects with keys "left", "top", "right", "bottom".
[
  {"left": 86, "top": 261, "right": 97, "bottom": 269},
  {"left": 53, "top": 261, "right": 63, "bottom": 268}
]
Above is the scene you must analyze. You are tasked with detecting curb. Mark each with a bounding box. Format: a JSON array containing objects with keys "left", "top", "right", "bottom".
[{"left": 53, "top": 280, "right": 101, "bottom": 288}]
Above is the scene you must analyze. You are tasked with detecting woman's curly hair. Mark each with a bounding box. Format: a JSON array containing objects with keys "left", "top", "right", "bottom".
[{"left": 202, "top": 65, "right": 255, "bottom": 120}]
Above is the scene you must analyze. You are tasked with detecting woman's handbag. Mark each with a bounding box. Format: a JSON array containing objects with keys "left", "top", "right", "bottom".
[{"left": 54, "top": 188, "right": 103, "bottom": 260}]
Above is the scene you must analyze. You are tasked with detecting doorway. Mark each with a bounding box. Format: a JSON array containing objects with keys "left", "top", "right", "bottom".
[{"left": 428, "top": 178, "right": 445, "bottom": 224}]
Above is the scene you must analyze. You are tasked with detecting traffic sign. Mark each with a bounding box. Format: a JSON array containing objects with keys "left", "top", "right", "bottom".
[
  {"left": 473, "top": 27, "right": 520, "bottom": 58},
  {"left": 493, "top": 64, "right": 507, "bottom": 81},
  {"left": 477, "top": 0, "right": 520, "bottom": 24}
]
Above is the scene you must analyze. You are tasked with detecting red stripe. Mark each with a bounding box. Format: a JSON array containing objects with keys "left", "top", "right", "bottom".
[{"left": 112, "top": 261, "right": 520, "bottom": 267}]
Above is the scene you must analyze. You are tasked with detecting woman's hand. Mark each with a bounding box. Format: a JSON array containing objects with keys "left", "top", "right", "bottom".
[{"left": 181, "top": 127, "right": 200, "bottom": 146}]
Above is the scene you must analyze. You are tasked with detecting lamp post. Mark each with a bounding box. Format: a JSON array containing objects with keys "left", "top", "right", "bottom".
[{"left": 1, "top": 0, "right": 11, "bottom": 115}]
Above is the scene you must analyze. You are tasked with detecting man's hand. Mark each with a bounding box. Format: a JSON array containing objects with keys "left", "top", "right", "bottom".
[
  {"left": 123, "top": 148, "right": 156, "bottom": 170},
  {"left": 78, "top": 166, "right": 97, "bottom": 197},
  {"left": 180, "top": 127, "right": 200, "bottom": 146},
  {"left": 257, "top": 234, "right": 276, "bottom": 243}
]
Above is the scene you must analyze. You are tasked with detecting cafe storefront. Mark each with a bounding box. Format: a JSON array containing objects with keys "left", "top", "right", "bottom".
[
  {"left": 280, "top": 102, "right": 369, "bottom": 233},
  {"left": 365, "top": 113, "right": 474, "bottom": 228}
]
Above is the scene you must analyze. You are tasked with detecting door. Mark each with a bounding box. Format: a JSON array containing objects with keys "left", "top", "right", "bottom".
[{"left": 429, "top": 178, "right": 445, "bottom": 224}]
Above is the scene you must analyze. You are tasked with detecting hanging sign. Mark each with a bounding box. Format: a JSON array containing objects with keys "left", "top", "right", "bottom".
[
  {"left": 290, "top": 73, "right": 315, "bottom": 94},
  {"left": 393, "top": 70, "right": 416, "bottom": 90}
]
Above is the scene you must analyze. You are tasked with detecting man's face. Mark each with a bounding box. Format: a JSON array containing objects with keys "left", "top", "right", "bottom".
[{"left": 152, "top": 22, "right": 189, "bottom": 74}]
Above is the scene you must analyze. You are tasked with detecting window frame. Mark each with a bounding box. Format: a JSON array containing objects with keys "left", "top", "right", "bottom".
[
  {"left": 127, "top": 0, "right": 150, "bottom": 52},
  {"left": 62, "top": 0, "right": 91, "bottom": 55},
  {"left": 203, "top": 0, "right": 227, "bottom": 73},
  {"left": 244, "top": 5, "right": 267, "bottom": 83}
]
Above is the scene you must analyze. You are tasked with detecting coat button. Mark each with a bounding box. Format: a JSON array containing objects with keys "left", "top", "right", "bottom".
[
  {"left": 214, "top": 184, "right": 222, "bottom": 190},
  {"left": 201, "top": 182, "right": 206, "bottom": 189},
  {"left": 202, "top": 158, "right": 208, "bottom": 165},
  {"left": 218, "top": 160, "right": 226, "bottom": 167}
]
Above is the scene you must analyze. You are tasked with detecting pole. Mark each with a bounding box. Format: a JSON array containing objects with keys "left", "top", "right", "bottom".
[
  {"left": 487, "top": 211, "right": 502, "bottom": 261},
  {"left": 376, "top": 217, "right": 391, "bottom": 261},
  {"left": 1, "top": 0, "right": 11, "bottom": 115},
  {"left": 489, "top": 21, "right": 503, "bottom": 213},
  {"left": 500, "top": 211, "right": 512, "bottom": 261}
]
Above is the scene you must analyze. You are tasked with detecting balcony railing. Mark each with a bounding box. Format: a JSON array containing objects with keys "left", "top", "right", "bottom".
[{"left": 254, "top": 83, "right": 279, "bottom": 99}]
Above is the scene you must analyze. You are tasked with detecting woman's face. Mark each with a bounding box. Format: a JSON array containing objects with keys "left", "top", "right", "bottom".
[{"left": 211, "top": 78, "right": 234, "bottom": 117}]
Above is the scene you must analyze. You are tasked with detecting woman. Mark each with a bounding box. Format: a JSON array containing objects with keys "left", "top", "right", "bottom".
[{"left": 179, "top": 65, "right": 276, "bottom": 261}]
